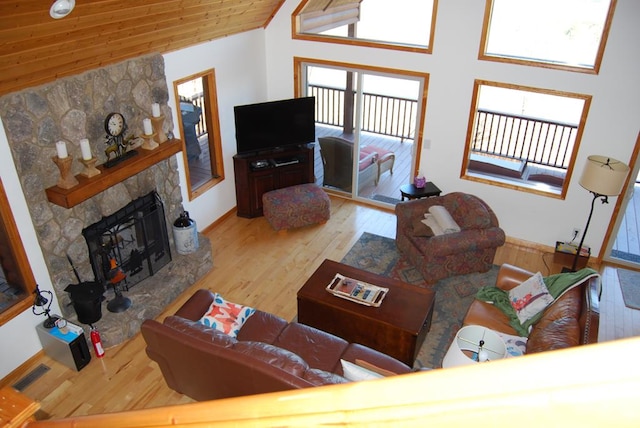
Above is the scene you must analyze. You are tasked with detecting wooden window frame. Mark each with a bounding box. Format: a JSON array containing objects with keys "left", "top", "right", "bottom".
[
  {"left": 291, "top": 0, "right": 439, "bottom": 54},
  {"left": 461, "top": 80, "right": 592, "bottom": 199},
  {"left": 173, "top": 69, "right": 225, "bottom": 201},
  {"left": 0, "top": 178, "right": 37, "bottom": 326},
  {"left": 478, "top": 0, "right": 617, "bottom": 74}
]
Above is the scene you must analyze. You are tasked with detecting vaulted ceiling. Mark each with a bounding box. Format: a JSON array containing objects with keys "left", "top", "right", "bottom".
[{"left": 0, "top": 0, "right": 286, "bottom": 96}]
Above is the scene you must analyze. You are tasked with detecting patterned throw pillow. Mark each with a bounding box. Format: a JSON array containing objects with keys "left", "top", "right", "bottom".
[
  {"left": 508, "top": 272, "right": 554, "bottom": 324},
  {"left": 494, "top": 331, "right": 528, "bottom": 357},
  {"left": 198, "top": 293, "right": 256, "bottom": 338}
]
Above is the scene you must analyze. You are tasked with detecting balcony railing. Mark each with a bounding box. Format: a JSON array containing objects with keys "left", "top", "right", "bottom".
[
  {"left": 472, "top": 108, "right": 578, "bottom": 170},
  {"left": 309, "top": 84, "right": 418, "bottom": 142},
  {"left": 182, "top": 92, "right": 208, "bottom": 137}
]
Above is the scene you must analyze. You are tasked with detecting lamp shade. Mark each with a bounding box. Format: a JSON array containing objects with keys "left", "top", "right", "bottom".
[
  {"left": 442, "top": 325, "right": 507, "bottom": 368},
  {"left": 579, "top": 155, "right": 630, "bottom": 196}
]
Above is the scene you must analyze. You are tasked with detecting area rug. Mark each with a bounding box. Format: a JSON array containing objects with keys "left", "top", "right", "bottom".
[
  {"left": 616, "top": 268, "right": 640, "bottom": 310},
  {"left": 341, "top": 232, "right": 499, "bottom": 370}
]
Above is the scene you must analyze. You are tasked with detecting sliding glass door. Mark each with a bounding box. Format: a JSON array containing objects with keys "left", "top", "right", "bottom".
[{"left": 296, "top": 59, "right": 428, "bottom": 203}]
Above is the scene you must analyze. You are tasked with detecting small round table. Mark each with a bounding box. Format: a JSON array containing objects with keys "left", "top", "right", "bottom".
[{"left": 400, "top": 182, "right": 441, "bottom": 201}]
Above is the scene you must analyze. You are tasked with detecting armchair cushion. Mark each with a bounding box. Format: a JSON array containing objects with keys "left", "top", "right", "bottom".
[
  {"left": 359, "top": 149, "right": 377, "bottom": 171},
  {"left": 412, "top": 218, "right": 435, "bottom": 237}
]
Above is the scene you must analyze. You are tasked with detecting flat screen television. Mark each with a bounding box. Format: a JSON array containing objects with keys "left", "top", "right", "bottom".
[{"left": 234, "top": 96, "right": 316, "bottom": 156}]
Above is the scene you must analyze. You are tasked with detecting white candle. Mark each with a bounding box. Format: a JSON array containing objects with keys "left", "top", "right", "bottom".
[
  {"left": 80, "top": 138, "right": 92, "bottom": 160},
  {"left": 56, "top": 141, "right": 68, "bottom": 159},
  {"left": 151, "top": 103, "right": 161, "bottom": 118},
  {"left": 143, "top": 118, "right": 153, "bottom": 135}
]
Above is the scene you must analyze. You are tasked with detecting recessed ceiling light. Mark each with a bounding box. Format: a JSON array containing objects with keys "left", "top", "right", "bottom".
[{"left": 50, "top": 0, "right": 75, "bottom": 19}]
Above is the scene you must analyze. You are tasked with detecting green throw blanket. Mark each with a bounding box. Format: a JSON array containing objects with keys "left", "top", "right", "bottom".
[{"left": 475, "top": 268, "right": 599, "bottom": 337}]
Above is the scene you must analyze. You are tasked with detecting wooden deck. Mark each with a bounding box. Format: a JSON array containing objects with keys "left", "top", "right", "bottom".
[
  {"left": 612, "top": 185, "right": 640, "bottom": 263},
  {"left": 313, "top": 125, "right": 415, "bottom": 202},
  {"left": 186, "top": 135, "right": 214, "bottom": 190}
]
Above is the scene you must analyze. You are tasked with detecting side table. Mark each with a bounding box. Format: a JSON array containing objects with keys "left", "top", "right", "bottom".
[{"left": 400, "top": 182, "right": 441, "bottom": 201}]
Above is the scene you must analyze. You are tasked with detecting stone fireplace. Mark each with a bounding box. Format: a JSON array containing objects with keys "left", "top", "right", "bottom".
[{"left": 0, "top": 54, "right": 212, "bottom": 347}]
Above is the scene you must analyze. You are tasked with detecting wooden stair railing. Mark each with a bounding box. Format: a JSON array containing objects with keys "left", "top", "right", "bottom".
[{"left": 12, "top": 337, "right": 640, "bottom": 427}]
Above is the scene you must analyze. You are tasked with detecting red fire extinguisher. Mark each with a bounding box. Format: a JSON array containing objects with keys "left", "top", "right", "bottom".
[{"left": 90, "top": 325, "right": 105, "bottom": 358}]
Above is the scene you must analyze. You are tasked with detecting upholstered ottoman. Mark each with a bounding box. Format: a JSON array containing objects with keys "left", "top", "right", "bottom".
[{"left": 262, "top": 184, "right": 330, "bottom": 231}]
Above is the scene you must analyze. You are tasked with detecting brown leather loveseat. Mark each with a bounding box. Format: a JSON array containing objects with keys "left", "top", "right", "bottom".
[
  {"left": 462, "top": 264, "right": 600, "bottom": 354},
  {"left": 141, "top": 289, "right": 413, "bottom": 401}
]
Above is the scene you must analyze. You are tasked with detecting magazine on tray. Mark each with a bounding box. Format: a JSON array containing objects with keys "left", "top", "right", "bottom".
[{"left": 326, "top": 273, "right": 388, "bottom": 307}]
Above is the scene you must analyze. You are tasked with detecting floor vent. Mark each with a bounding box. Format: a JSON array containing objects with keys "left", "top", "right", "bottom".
[{"left": 12, "top": 364, "right": 50, "bottom": 392}]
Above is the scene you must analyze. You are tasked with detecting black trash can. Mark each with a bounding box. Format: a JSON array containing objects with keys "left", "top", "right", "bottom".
[{"left": 64, "top": 282, "right": 105, "bottom": 325}]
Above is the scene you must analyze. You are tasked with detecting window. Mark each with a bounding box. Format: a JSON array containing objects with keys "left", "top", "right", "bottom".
[
  {"left": 480, "top": 0, "right": 616, "bottom": 73},
  {"left": 173, "top": 69, "right": 224, "bottom": 200},
  {"left": 293, "top": 0, "right": 437, "bottom": 53},
  {"left": 462, "top": 80, "right": 591, "bottom": 197},
  {"left": 0, "top": 178, "right": 37, "bottom": 326}
]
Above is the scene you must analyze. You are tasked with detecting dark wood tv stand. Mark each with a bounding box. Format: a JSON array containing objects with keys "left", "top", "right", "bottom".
[{"left": 233, "top": 145, "right": 315, "bottom": 218}]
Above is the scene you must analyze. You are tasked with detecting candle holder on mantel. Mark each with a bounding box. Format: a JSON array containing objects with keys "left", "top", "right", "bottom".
[
  {"left": 141, "top": 132, "right": 159, "bottom": 150},
  {"left": 52, "top": 156, "right": 79, "bottom": 189},
  {"left": 151, "top": 115, "right": 168, "bottom": 144},
  {"left": 79, "top": 157, "right": 101, "bottom": 178}
]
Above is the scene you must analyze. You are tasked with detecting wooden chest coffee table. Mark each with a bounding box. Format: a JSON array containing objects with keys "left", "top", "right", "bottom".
[{"left": 297, "top": 259, "right": 435, "bottom": 366}]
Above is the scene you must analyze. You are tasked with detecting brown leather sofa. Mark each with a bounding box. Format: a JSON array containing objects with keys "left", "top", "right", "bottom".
[
  {"left": 141, "top": 289, "right": 413, "bottom": 401},
  {"left": 462, "top": 264, "right": 600, "bottom": 352}
]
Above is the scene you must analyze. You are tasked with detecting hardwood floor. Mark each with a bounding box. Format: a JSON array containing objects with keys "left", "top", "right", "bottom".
[{"left": 1, "top": 196, "right": 636, "bottom": 421}]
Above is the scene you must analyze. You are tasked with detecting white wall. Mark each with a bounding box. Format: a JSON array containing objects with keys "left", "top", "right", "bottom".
[
  {"left": 266, "top": 0, "right": 640, "bottom": 254},
  {"left": 164, "top": 29, "right": 269, "bottom": 230},
  {"left": 0, "top": 124, "right": 62, "bottom": 379},
  {"left": 0, "top": 30, "right": 269, "bottom": 380}
]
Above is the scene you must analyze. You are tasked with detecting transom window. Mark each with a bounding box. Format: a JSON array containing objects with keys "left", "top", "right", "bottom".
[
  {"left": 293, "top": 0, "right": 437, "bottom": 53},
  {"left": 462, "top": 80, "right": 591, "bottom": 198},
  {"left": 480, "top": 0, "right": 616, "bottom": 73}
]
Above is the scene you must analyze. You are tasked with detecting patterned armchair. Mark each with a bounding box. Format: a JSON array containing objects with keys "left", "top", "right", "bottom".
[{"left": 395, "top": 192, "right": 505, "bottom": 283}]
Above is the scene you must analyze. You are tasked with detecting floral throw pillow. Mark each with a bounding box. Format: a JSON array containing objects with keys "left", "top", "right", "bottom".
[
  {"left": 508, "top": 272, "right": 554, "bottom": 324},
  {"left": 198, "top": 293, "right": 256, "bottom": 338}
]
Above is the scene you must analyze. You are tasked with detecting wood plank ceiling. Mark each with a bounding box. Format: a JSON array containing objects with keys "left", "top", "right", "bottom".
[{"left": 0, "top": 0, "right": 286, "bottom": 96}]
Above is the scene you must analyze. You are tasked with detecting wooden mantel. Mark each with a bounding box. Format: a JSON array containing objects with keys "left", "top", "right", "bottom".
[{"left": 45, "top": 140, "right": 182, "bottom": 209}]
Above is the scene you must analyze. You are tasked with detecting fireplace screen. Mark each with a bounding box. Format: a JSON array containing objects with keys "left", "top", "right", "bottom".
[{"left": 82, "top": 191, "right": 171, "bottom": 291}]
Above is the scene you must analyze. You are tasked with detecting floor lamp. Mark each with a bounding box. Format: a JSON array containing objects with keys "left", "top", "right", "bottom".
[{"left": 569, "top": 155, "right": 630, "bottom": 272}]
